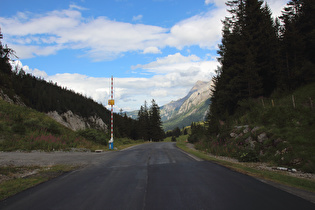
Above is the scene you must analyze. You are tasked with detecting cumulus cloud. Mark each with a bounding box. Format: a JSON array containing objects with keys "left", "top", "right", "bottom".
[
  {"left": 12, "top": 55, "right": 217, "bottom": 111},
  {"left": 0, "top": 1, "right": 286, "bottom": 60},
  {"left": 142, "top": 47, "right": 162, "bottom": 54},
  {"left": 165, "top": 8, "right": 227, "bottom": 50},
  {"left": 0, "top": 4, "right": 225, "bottom": 61},
  {"left": 0, "top": 7, "right": 167, "bottom": 61},
  {"left": 132, "top": 53, "right": 204, "bottom": 75}
]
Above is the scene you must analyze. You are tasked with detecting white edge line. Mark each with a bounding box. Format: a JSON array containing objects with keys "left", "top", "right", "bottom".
[{"left": 177, "top": 148, "right": 203, "bottom": 162}]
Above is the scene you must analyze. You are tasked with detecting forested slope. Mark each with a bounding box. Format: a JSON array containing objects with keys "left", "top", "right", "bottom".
[
  {"left": 208, "top": 0, "right": 314, "bottom": 133},
  {"left": 189, "top": 0, "right": 315, "bottom": 173},
  {"left": 0, "top": 44, "right": 139, "bottom": 140}
]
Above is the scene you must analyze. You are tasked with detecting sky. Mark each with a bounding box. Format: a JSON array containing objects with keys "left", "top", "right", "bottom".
[{"left": 0, "top": 0, "right": 288, "bottom": 112}]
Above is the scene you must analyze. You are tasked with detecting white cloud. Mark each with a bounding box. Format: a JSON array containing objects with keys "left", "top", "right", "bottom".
[
  {"left": 204, "top": 0, "right": 288, "bottom": 18},
  {"left": 69, "top": 4, "right": 88, "bottom": 11},
  {"left": 205, "top": 0, "right": 226, "bottom": 7},
  {"left": 13, "top": 56, "right": 217, "bottom": 111},
  {"left": 0, "top": 1, "right": 288, "bottom": 60},
  {"left": 132, "top": 14, "right": 143, "bottom": 21},
  {"left": 0, "top": 4, "right": 226, "bottom": 60},
  {"left": 142, "top": 46, "right": 162, "bottom": 54},
  {"left": 165, "top": 8, "right": 227, "bottom": 49},
  {"left": 133, "top": 53, "right": 202, "bottom": 74}
]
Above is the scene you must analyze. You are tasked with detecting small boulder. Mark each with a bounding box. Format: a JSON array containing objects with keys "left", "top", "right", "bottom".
[
  {"left": 257, "top": 132, "right": 268, "bottom": 143},
  {"left": 245, "top": 137, "right": 255, "bottom": 149},
  {"left": 230, "top": 133, "right": 238, "bottom": 138},
  {"left": 251, "top": 126, "right": 261, "bottom": 134},
  {"left": 243, "top": 127, "right": 250, "bottom": 134}
]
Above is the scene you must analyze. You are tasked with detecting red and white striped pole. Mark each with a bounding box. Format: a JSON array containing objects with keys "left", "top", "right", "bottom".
[{"left": 108, "top": 76, "right": 114, "bottom": 149}]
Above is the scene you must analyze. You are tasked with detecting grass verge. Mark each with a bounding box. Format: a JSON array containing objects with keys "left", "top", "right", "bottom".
[
  {"left": 176, "top": 141, "right": 315, "bottom": 193},
  {"left": 0, "top": 165, "right": 78, "bottom": 201}
]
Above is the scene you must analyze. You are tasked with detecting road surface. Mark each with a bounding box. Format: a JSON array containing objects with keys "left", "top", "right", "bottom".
[{"left": 1, "top": 142, "right": 314, "bottom": 210}]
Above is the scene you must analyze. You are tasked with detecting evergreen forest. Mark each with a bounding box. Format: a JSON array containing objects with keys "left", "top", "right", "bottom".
[
  {"left": 208, "top": 0, "right": 314, "bottom": 133},
  {"left": 187, "top": 0, "right": 315, "bottom": 173},
  {"left": 0, "top": 44, "right": 164, "bottom": 142}
]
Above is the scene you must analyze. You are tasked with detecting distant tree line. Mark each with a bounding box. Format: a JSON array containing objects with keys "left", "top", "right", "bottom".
[
  {"left": 208, "top": 0, "right": 315, "bottom": 134},
  {"left": 0, "top": 44, "right": 147, "bottom": 140},
  {"left": 137, "top": 100, "right": 164, "bottom": 141},
  {"left": 165, "top": 127, "right": 188, "bottom": 138}
]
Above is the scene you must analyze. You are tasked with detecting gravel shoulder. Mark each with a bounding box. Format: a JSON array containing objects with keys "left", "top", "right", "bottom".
[{"left": 0, "top": 150, "right": 112, "bottom": 167}]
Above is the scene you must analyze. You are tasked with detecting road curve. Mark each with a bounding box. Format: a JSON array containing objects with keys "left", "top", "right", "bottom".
[{"left": 0, "top": 142, "right": 314, "bottom": 210}]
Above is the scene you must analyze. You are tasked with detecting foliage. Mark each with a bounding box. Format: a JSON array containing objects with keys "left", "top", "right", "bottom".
[
  {"left": 165, "top": 127, "right": 181, "bottom": 138},
  {"left": 176, "top": 139, "right": 315, "bottom": 193},
  {"left": 171, "top": 136, "right": 177, "bottom": 142},
  {"left": 278, "top": 0, "right": 315, "bottom": 90},
  {"left": 77, "top": 129, "right": 108, "bottom": 146},
  {"left": 0, "top": 165, "right": 77, "bottom": 201},
  {"left": 0, "top": 43, "right": 140, "bottom": 141},
  {"left": 188, "top": 122, "right": 207, "bottom": 144},
  {"left": 0, "top": 98, "right": 105, "bottom": 151},
  {"left": 208, "top": 0, "right": 315, "bottom": 135},
  {"left": 238, "top": 150, "right": 259, "bottom": 162},
  {"left": 195, "top": 0, "right": 315, "bottom": 172},
  {"left": 137, "top": 100, "right": 164, "bottom": 141},
  {"left": 192, "top": 83, "right": 315, "bottom": 172}
]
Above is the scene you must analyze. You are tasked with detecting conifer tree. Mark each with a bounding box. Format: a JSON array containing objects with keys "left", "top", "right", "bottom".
[
  {"left": 0, "top": 44, "right": 15, "bottom": 75},
  {"left": 208, "top": 0, "right": 279, "bottom": 134},
  {"left": 137, "top": 100, "right": 164, "bottom": 141},
  {"left": 149, "top": 99, "right": 164, "bottom": 141},
  {"left": 279, "top": 0, "right": 315, "bottom": 89}
]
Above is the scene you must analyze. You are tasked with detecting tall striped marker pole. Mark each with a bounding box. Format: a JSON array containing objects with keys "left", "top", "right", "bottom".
[
  {"left": 108, "top": 76, "right": 114, "bottom": 149},
  {"left": 0, "top": 27, "right": 3, "bottom": 42}
]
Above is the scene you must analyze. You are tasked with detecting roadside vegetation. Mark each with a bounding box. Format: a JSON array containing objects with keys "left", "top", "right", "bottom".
[
  {"left": 0, "top": 98, "right": 109, "bottom": 152},
  {"left": 0, "top": 165, "right": 78, "bottom": 201},
  {"left": 187, "top": 83, "right": 315, "bottom": 173},
  {"left": 0, "top": 98, "right": 145, "bottom": 152},
  {"left": 190, "top": 0, "right": 315, "bottom": 174},
  {"left": 172, "top": 131, "right": 315, "bottom": 193}
]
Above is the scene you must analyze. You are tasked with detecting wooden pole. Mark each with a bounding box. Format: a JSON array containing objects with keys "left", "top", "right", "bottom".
[{"left": 292, "top": 95, "right": 296, "bottom": 109}]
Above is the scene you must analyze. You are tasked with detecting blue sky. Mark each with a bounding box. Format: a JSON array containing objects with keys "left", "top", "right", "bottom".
[{"left": 0, "top": 0, "right": 288, "bottom": 111}]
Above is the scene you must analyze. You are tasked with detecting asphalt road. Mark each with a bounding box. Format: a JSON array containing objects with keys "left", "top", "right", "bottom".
[{"left": 1, "top": 142, "right": 314, "bottom": 210}]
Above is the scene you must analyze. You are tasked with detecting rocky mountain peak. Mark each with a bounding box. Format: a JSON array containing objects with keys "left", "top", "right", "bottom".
[{"left": 161, "top": 80, "right": 212, "bottom": 130}]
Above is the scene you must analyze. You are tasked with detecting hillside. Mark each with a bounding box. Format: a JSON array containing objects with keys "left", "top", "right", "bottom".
[
  {"left": 0, "top": 97, "right": 107, "bottom": 151},
  {"left": 190, "top": 83, "right": 315, "bottom": 173},
  {"left": 0, "top": 44, "right": 142, "bottom": 141},
  {"left": 161, "top": 81, "right": 212, "bottom": 131}
]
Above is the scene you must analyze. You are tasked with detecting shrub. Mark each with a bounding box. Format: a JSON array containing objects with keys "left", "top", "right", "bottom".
[
  {"left": 47, "top": 123, "right": 61, "bottom": 135},
  {"left": 238, "top": 150, "right": 259, "bottom": 162},
  {"left": 77, "top": 129, "right": 108, "bottom": 146},
  {"left": 11, "top": 123, "right": 26, "bottom": 135},
  {"left": 171, "top": 136, "right": 177, "bottom": 142}
]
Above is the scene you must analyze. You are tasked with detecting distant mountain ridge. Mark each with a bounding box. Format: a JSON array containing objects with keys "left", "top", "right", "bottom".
[
  {"left": 161, "top": 80, "right": 212, "bottom": 131},
  {"left": 126, "top": 81, "right": 212, "bottom": 131}
]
